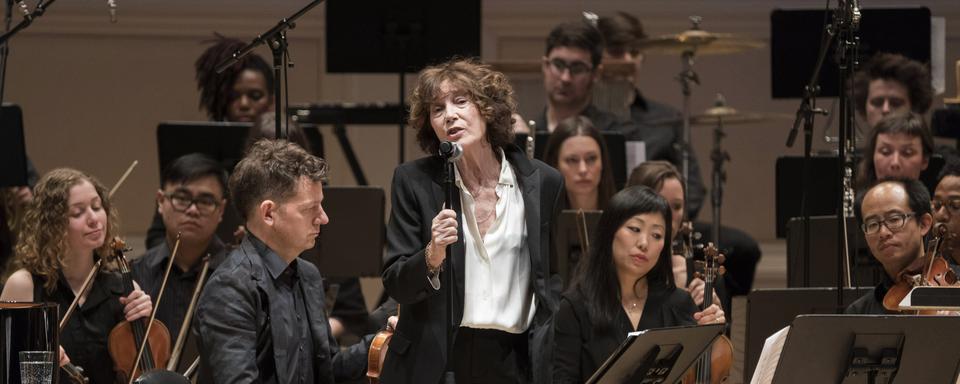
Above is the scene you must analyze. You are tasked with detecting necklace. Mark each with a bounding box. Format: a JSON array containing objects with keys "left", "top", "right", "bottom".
[{"left": 623, "top": 300, "right": 642, "bottom": 313}]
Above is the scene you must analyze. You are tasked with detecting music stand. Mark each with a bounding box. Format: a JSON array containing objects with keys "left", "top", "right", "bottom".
[
  {"left": 553, "top": 209, "right": 602, "bottom": 287},
  {"left": 772, "top": 315, "right": 960, "bottom": 383},
  {"left": 744, "top": 287, "right": 872, "bottom": 380},
  {"left": 514, "top": 131, "right": 628, "bottom": 189},
  {"left": 300, "top": 186, "right": 385, "bottom": 278},
  {"left": 775, "top": 155, "right": 944, "bottom": 238},
  {"left": 785, "top": 215, "right": 881, "bottom": 288},
  {"left": 0, "top": 104, "right": 28, "bottom": 187},
  {"left": 899, "top": 286, "right": 960, "bottom": 311},
  {"left": 586, "top": 324, "right": 725, "bottom": 384}
]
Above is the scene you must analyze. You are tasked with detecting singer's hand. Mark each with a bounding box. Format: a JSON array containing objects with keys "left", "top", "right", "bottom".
[{"left": 428, "top": 209, "right": 458, "bottom": 270}]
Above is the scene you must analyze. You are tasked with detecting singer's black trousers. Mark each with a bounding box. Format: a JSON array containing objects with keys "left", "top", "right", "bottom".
[{"left": 448, "top": 327, "right": 529, "bottom": 384}]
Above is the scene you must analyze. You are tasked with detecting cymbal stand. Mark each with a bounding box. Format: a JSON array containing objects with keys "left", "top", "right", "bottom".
[
  {"left": 675, "top": 16, "right": 703, "bottom": 210},
  {"left": 709, "top": 95, "right": 731, "bottom": 249}
]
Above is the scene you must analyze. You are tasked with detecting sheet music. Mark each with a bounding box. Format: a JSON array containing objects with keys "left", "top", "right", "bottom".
[
  {"left": 626, "top": 141, "right": 646, "bottom": 174},
  {"left": 750, "top": 326, "right": 790, "bottom": 384}
]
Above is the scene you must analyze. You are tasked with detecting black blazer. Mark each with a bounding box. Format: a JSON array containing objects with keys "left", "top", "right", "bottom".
[
  {"left": 380, "top": 145, "right": 564, "bottom": 384},
  {"left": 194, "top": 236, "right": 368, "bottom": 384},
  {"left": 552, "top": 287, "right": 697, "bottom": 384}
]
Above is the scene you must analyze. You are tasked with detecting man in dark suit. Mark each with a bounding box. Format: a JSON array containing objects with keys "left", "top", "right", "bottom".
[
  {"left": 194, "top": 139, "right": 368, "bottom": 384},
  {"left": 381, "top": 59, "right": 563, "bottom": 384}
]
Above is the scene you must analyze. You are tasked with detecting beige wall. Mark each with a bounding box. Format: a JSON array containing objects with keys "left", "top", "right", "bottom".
[{"left": 7, "top": 0, "right": 960, "bottom": 250}]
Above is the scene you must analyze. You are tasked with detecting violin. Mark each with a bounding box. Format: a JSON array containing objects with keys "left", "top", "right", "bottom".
[
  {"left": 105, "top": 238, "right": 174, "bottom": 384},
  {"left": 883, "top": 223, "right": 959, "bottom": 313},
  {"left": 683, "top": 243, "right": 733, "bottom": 384},
  {"left": 366, "top": 322, "right": 394, "bottom": 383}
]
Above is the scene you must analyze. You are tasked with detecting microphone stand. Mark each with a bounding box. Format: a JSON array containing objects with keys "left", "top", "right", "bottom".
[
  {"left": 834, "top": 0, "right": 860, "bottom": 309},
  {"left": 214, "top": 0, "right": 323, "bottom": 140},
  {"left": 786, "top": 0, "right": 859, "bottom": 310},
  {"left": 785, "top": 4, "right": 833, "bottom": 289},
  {"left": 440, "top": 144, "right": 458, "bottom": 384},
  {"left": 0, "top": 0, "right": 57, "bottom": 46},
  {"left": 0, "top": 0, "right": 58, "bottom": 106}
]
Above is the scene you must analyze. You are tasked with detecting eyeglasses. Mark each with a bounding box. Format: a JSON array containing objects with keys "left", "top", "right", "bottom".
[
  {"left": 861, "top": 212, "right": 915, "bottom": 235},
  {"left": 933, "top": 198, "right": 960, "bottom": 214},
  {"left": 164, "top": 192, "right": 220, "bottom": 215},
  {"left": 546, "top": 58, "right": 593, "bottom": 76}
]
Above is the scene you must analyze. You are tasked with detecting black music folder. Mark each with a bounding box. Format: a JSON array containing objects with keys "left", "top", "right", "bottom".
[{"left": 586, "top": 324, "right": 724, "bottom": 384}]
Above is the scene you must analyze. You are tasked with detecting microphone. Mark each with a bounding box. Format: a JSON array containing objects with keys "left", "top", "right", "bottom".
[
  {"left": 15, "top": 0, "right": 31, "bottom": 20},
  {"left": 107, "top": 0, "right": 117, "bottom": 23},
  {"left": 438, "top": 141, "right": 463, "bottom": 163}
]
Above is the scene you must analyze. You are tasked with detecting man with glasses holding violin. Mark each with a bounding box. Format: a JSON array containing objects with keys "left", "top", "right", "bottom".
[
  {"left": 931, "top": 159, "right": 960, "bottom": 275},
  {"left": 532, "top": 20, "right": 632, "bottom": 134},
  {"left": 846, "top": 178, "right": 934, "bottom": 314},
  {"left": 132, "top": 153, "right": 229, "bottom": 370}
]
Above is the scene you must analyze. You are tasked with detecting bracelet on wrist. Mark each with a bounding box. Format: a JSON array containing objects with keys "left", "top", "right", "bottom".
[{"left": 425, "top": 241, "right": 443, "bottom": 275}]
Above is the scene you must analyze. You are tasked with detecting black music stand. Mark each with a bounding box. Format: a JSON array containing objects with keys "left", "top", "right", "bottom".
[
  {"left": 299, "top": 186, "right": 385, "bottom": 278},
  {"left": 514, "top": 132, "right": 628, "bottom": 189},
  {"left": 775, "top": 155, "right": 944, "bottom": 238},
  {"left": 772, "top": 315, "right": 960, "bottom": 383},
  {"left": 785, "top": 215, "right": 881, "bottom": 288},
  {"left": 0, "top": 104, "right": 28, "bottom": 187},
  {"left": 744, "top": 287, "right": 871, "bottom": 380},
  {"left": 586, "top": 324, "right": 725, "bottom": 384},
  {"left": 898, "top": 286, "right": 960, "bottom": 311},
  {"left": 553, "top": 210, "right": 602, "bottom": 287}
]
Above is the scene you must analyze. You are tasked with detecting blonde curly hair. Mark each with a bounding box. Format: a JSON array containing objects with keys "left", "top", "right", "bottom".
[{"left": 14, "top": 168, "right": 119, "bottom": 294}]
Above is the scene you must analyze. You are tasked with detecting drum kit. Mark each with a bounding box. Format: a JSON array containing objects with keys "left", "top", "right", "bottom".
[{"left": 630, "top": 15, "right": 784, "bottom": 248}]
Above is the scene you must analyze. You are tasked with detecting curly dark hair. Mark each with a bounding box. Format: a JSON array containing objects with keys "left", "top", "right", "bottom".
[
  {"left": 853, "top": 52, "right": 933, "bottom": 117},
  {"left": 543, "top": 116, "right": 616, "bottom": 210},
  {"left": 597, "top": 12, "right": 646, "bottom": 57},
  {"left": 195, "top": 34, "right": 274, "bottom": 121},
  {"left": 855, "top": 112, "right": 934, "bottom": 189},
  {"left": 408, "top": 58, "right": 517, "bottom": 155},
  {"left": 230, "top": 139, "right": 328, "bottom": 221}
]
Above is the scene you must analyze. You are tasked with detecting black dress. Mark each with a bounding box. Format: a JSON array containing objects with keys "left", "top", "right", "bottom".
[
  {"left": 552, "top": 286, "right": 697, "bottom": 384},
  {"left": 33, "top": 271, "right": 126, "bottom": 384}
]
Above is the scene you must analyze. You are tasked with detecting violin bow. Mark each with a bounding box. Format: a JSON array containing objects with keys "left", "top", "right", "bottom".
[
  {"left": 127, "top": 232, "right": 181, "bottom": 384},
  {"left": 167, "top": 253, "right": 211, "bottom": 372},
  {"left": 108, "top": 160, "right": 138, "bottom": 198},
  {"left": 59, "top": 260, "right": 102, "bottom": 331}
]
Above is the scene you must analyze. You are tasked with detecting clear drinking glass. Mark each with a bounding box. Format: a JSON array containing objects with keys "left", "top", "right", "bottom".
[{"left": 18, "top": 351, "right": 53, "bottom": 384}]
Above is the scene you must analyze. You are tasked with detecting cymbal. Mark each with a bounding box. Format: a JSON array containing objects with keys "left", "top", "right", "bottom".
[
  {"left": 638, "top": 29, "right": 764, "bottom": 56},
  {"left": 488, "top": 60, "right": 635, "bottom": 77},
  {"left": 690, "top": 106, "right": 791, "bottom": 126}
]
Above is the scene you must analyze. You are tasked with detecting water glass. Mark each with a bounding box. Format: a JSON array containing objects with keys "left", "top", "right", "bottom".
[{"left": 19, "top": 351, "right": 53, "bottom": 384}]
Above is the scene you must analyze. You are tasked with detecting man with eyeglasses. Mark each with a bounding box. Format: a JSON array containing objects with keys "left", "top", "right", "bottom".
[
  {"left": 132, "top": 153, "right": 229, "bottom": 370},
  {"left": 932, "top": 159, "right": 960, "bottom": 274},
  {"left": 530, "top": 20, "right": 632, "bottom": 134},
  {"left": 846, "top": 178, "right": 933, "bottom": 314}
]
